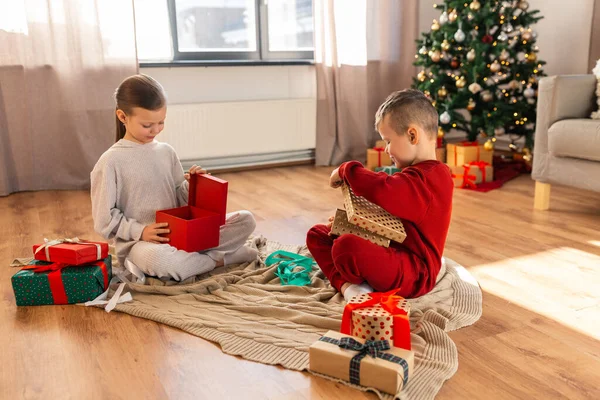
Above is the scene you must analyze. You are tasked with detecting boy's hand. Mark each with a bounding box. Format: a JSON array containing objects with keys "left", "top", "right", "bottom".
[
  {"left": 142, "top": 222, "right": 170, "bottom": 243},
  {"left": 326, "top": 215, "right": 335, "bottom": 229},
  {"left": 184, "top": 164, "right": 208, "bottom": 182},
  {"left": 329, "top": 167, "right": 343, "bottom": 188}
]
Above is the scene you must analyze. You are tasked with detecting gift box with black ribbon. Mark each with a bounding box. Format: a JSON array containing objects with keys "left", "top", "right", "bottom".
[{"left": 309, "top": 330, "right": 414, "bottom": 395}]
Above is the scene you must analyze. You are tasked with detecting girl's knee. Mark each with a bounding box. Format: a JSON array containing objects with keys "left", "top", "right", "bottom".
[{"left": 237, "top": 210, "right": 256, "bottom": 233}]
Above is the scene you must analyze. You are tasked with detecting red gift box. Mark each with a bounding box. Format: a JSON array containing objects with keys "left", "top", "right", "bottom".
[
  {"left": 155, "top": 174, "right": 228, "bottom": 252},
  {"left": 33, "top": 239, "right": 109, "bottom": 265}
]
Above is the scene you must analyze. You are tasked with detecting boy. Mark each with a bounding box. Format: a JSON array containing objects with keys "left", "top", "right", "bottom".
[{"left": 306, "top": 89, "right": 453, "bottom": 301}]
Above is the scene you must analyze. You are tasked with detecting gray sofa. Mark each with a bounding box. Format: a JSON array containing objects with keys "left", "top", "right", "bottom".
[{"left": 532, "top": 75, "right": 600, "bottom": 210}]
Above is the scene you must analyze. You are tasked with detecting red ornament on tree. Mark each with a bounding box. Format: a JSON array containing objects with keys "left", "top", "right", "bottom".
[
  {"left": 450, "top": 59, "right": 459, "bottom": 68},
  {"left": 482, "top": 34, "right": 494, "bottom": 44}
]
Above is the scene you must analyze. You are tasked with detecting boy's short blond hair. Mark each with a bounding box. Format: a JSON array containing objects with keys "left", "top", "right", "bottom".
[{"left": 375, "top": 89, "right": 438, "bottom": 139}]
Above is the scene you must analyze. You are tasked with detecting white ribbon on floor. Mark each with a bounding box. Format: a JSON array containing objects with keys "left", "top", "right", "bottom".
[{"left": 83, "top": 259, "right": 145, "bottom": 312}]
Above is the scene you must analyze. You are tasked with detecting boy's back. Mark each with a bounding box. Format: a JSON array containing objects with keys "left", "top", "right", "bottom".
[{"left": 338, "top": 159, "right": 453, "bottom": 297}]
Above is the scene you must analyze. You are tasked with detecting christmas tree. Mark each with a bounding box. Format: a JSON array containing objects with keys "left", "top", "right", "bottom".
[{"left": 413, "top": 0, "right": 545, "bottom": 157}]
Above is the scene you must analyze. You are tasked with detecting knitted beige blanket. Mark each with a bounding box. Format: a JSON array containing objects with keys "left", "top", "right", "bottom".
[{"left": 111, "top": 237, "right": 482, "bottom": 400}]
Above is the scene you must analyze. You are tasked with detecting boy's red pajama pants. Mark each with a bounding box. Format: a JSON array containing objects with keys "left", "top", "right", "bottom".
[{"left": 306, "top": 224, "right": 424, "bottom": 298}]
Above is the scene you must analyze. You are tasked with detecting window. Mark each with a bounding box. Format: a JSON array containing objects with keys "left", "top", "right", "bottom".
[{"left": 135, "top": 0, "right": 314, "bottom": 63}]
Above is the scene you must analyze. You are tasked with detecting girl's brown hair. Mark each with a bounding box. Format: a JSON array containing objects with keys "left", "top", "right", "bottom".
[{"left": 114, "top": 74, "right": 167, "bottom": 142}]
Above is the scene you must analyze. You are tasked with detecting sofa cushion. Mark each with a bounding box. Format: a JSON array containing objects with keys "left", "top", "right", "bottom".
[{"left": 548, "top": 119, "right": 600, "bottom": 162}]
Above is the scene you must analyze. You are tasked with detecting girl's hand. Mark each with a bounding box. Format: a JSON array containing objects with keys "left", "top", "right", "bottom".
[
  {"left": 142, "top": 222, "right": 170, "bottom": 243},
  {"left": 184, "top": 164, "right": 208, "bottom": 181},
  {"left": 329, "top": 167, "right": 343, "bottom": 188}
]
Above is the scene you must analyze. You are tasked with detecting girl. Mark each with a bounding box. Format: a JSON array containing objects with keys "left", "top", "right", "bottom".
[{"left": 91, "top": 74, "right": 257, "bottom": 281}]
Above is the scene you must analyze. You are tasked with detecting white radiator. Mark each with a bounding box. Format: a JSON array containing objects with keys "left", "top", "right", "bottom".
[{"left": 159, "top": 98, "right": 317, "bottom": 169}]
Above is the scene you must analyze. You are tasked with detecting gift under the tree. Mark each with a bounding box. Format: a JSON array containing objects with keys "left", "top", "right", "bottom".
[
  {"left": 375, "top": 166, "right": 401, "bottom": 175},
  {"left": 341, "top": 184, "right": 406, "bottom": 244},
  {"left": 309, "top": 330, "right": 414, "bottom": 395},
  {"left": 11, "top": 256, "right": 112, "bottom": 306},
  {"left": 436, "top": 147, "right": 447, "bottom": 163},
  {"left": 342, "top": 290, "right": 411, "bottom": 351},
  {"left": 446, "top": 141, "right": 493, "bottom": 167},
  {"left": 450, "top": 161, "right": 494, "bottom": 188},
  {"left": 33, "top": 238, "right": 108, "bottom": 265},
  {"left": 156, "top": 173, "right": 228, "bottom": 252},
  {"left": 366, "top": 145, "right": 392, "bottom": 171}
]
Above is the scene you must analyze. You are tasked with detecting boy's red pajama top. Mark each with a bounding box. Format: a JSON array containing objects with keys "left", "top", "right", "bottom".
[{"left": 306, "top": 160, "right": 453, "bottom": 298}]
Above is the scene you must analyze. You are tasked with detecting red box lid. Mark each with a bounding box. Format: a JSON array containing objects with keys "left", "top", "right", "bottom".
[{"left": 189, "top": 174, "right": 228, "bottom": 225}]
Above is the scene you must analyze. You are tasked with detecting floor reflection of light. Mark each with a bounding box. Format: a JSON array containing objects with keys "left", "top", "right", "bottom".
[{"left": 470, "top": 247, "right": 600, "bottom": 340}]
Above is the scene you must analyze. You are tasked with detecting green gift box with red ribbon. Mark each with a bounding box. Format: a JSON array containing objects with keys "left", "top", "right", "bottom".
[{"left": 11, "top": 256, "right": 112, "bottom": 306}]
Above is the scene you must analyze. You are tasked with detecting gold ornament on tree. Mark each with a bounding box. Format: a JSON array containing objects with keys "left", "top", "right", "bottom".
[
  {"left": 432, "top": 20, "right": 440, "bottom": 31},
  {"left": 490, "top": 60, "right": 501, "bottom": 72},
  {"left": 418, "top": 71, "right": 427, "bottom": 82},
  {"left": 470, "top": 0, "right": 481, "bottom": 11},
  {"left": 526, "top": 52, "right": 537, "bottom": 62},
  {"left": 522, "top": 31, "right": 532, "bottom": 41},
  {"left": 438, "top": 86, "right": 448, "bottom": 98},
  {"left": 429, "top": 50, "right": 442, "bottom": 62},
  {"left": 456, "top": 76, "right": 467, "bottom": 88},
  {"left": 467, "top": 98, "right": 476, "bottom": 110},
  {"left": 448, "top": 10, "right": 458, "bottom": 22},
  {"left": 441, "top": 40, "right": 451, "bottom": 51},
  {"left": 499, "top": 49, "right": 510, "bottom": 61},
  {"left": 481, "top": 90, "right": 493, "bottom": 102},
  {"left": 518, "top": 1, "right": 529, "bottom": 11},
  {"left": 508, "top": 80, "right": 520, "bottom": 90},
  {"left": 467, "top": 49, "right": 476, "bottom": 62},
  {"left": 438, "top": 126, "right": 445, "bottom": 138},
  {"left": 484, "top": 139, "right": 495, "bottom": 151}
]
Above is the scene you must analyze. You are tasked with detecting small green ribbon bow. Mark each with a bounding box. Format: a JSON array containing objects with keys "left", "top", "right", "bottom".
[{"left": 265, "top": 250, "right": 315, "bottom": 286}]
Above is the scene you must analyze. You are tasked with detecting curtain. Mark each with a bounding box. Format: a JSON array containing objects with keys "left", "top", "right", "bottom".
[
  {"left": 313, "top": 0, "right": 419, "bottom": 166},
  {"left": 0, "top": 0, "right": 138, "bottom": 196},
  {"left": 590, "top": 0, "right": 600, "bottom": 72}
]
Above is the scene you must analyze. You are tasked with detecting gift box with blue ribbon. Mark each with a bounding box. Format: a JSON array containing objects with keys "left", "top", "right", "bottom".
[{"left": 309, "top": 330, "right": 414, "bottom": 395}]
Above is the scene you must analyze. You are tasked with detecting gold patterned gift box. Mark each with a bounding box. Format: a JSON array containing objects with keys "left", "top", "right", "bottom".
[
  {"left": 331, "top": 209, "right": 391, "bottom": 247},
  {"left": 446, "top": 141, "right": 493, "bottom": 167},
  {"left": 341, "top": 184, "right": 406, "bottom": 244},
  {"left": 309, "top": 330, "right": 414, "bottom": 395}
]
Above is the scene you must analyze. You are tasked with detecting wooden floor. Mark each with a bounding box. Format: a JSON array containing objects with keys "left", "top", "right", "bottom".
[{"left": 1, "top": 165, "right": 600, "bottom": 400}]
